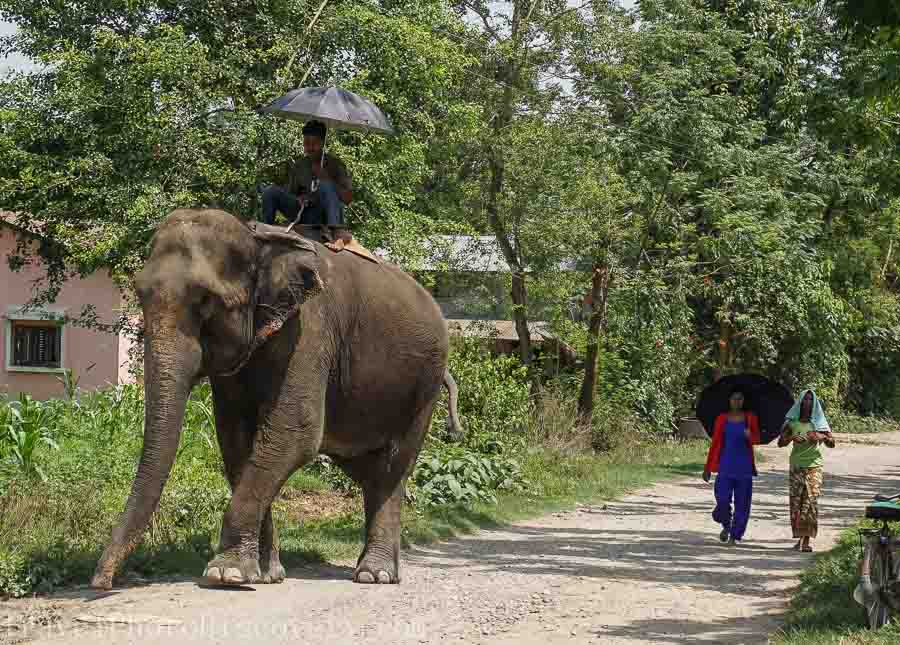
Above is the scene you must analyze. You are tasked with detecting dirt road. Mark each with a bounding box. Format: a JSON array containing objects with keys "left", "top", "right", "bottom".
[{"left": 5, "top": 433, "right": 900, "bottom": 645}]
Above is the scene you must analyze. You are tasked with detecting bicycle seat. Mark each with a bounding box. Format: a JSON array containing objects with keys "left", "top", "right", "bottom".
[
  {"left": 874, "top": 493, "right": 900, "bottom": 502},
  {"left": 866, "top": 500, "right": 900, "bottom": 521}
]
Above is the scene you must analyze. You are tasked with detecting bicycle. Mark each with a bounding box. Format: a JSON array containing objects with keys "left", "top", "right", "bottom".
[{"left": 853, "top": 492, "right": 900, "bottom": 629}]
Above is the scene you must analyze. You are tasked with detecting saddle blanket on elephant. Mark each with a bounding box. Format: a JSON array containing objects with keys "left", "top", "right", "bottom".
[
  {"left": 248, "top": 220, "right": 380, "bottom": 264},
  {"left": 325, "top": 231, "right": 380, "bottom": 264}
]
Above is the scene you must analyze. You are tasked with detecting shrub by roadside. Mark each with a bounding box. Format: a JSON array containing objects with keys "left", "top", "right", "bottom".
[
  {"left": 772, "top": 523, "right": 900, "bottom": 645},
  {"left": 828, "top": 410, "right": 900, "bottom": 435}
]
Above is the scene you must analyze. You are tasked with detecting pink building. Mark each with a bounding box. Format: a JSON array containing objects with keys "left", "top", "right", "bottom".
[{"left": 0, "top": 215, "right": 135, "bottom": 399}]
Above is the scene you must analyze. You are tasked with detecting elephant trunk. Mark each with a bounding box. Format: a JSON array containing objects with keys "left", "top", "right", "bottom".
[{"left": 91, "top": 322, "right": 200, "bottom": 590}]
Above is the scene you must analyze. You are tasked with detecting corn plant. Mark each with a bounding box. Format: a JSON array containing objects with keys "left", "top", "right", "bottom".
[
  {"left": 54, "top": 363, "right": 99, "bottom": 402},
  {"left": 76, "top": 385, "right": 144, "bottom": 444},
  {"left": 179, "top": 384, "right": 217, "bottom": 461},
  {"left": 1, "top": 394, "right": 59, "bottom": 481}
]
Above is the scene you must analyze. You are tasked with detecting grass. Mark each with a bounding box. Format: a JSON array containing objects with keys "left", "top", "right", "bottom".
[
  {"left": 0, "top": 343, "right": 711, "bottom": 597},
  {"left": 771, "top": 523, "right": 900, "bottom": 645},
  {"left": 0, "top": 384, "right": 709, "bottom": 595},
  {"left": 830, "top": 410, "right": 900, "bottom": 435},
  {"left": 271, "top": 439, "right": 710, "bottom": 566}
]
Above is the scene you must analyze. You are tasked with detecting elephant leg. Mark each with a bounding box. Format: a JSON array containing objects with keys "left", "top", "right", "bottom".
[
  {"left": 204, "top": 379, "right": 323, "bottom": 586},
  {"left": 209, "top": 376, "right": 285, "bottom": 584},
  {"left": 337, "top": 402, "right": 434, "bottom": 585},
  {"left": 258, "top": 506, "right": 285, "bottom": 584}
]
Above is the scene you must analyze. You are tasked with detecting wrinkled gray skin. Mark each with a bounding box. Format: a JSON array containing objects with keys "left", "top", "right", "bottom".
[{"left": 91, "top": 208, "right": 463, "bottom": 589}]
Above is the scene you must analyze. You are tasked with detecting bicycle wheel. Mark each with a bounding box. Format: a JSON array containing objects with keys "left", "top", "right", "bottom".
[{"left": 865, "top": 544, "right": 895, "bottom": 629}]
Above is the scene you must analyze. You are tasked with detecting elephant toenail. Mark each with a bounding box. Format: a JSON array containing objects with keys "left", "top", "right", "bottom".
[
  {"left": 204, "top": 567, "right": 221, "bottom": 582},
  {"left": 377, "top": 571, "right": 391, "bottom": 584},
  {"left": 357, "top": 571, "right": 376, "bottom": 584}
]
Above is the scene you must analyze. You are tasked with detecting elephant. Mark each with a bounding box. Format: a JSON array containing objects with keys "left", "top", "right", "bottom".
[{"left": 90, "top": 208, "right": 463, "bottom": 589}]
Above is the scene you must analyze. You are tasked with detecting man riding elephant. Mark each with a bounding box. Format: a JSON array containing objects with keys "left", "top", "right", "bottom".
[{"left": 260, "top": 120, "right": 353, "bottom": 227}]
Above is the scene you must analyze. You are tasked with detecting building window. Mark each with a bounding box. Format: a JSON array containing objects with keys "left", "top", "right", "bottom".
[
  {"left": 4, "top": 307, "right": 66, "bottom": 373},
  {"left": 11, "top": 320, "right": 62, "bottom": 368}
]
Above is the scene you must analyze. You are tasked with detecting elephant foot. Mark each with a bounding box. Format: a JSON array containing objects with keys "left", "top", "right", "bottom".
[
  {"left": 260, "top": 550, "right": 286, "bottom": 584},
  {"left": 90, "top": 573, "right": 113, "bottom": 591},
  {"left": 203, "top": 553, "right": 261, "bottom": 586},
  {"left": 354, "top": 551, "right": 400, "bottom": 585},
  {"left": 91, "top": 549, "right": 124, "bottom": 590}
]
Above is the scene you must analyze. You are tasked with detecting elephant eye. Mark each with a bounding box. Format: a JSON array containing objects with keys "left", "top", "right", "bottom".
[{"left": 197, "top": 293, "right": 218, "bottom": 320}]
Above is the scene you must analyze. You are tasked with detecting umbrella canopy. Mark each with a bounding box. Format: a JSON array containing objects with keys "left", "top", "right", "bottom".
[
  {"left": 696, "top": 373, "right": 795, "bottom": 444},
  {"left": 260, "top": 86, "right": 395, "bottom": 135}
]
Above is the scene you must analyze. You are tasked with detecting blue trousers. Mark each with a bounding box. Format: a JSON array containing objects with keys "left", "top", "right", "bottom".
[
  {"left": 261, "top": 181, "right": 344, "bottom": 226},
  {"left": 712, "top": 475, "right": 753, "bottom": 540}
]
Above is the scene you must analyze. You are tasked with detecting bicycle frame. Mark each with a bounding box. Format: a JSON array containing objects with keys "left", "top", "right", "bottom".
[{"left": 857, "top": 522, "right": 900, "bottom": 612}]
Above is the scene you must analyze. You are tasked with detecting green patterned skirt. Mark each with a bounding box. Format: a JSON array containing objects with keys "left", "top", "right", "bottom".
[{"left": 790, "top": 466, "right": 823, "bottom": 538}]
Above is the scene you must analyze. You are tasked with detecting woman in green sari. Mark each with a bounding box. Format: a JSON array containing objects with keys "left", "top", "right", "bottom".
[{"left": 777, "top": 389, "right": 836, "bottom": 552}]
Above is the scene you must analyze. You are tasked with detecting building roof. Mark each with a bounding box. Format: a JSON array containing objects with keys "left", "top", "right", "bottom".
[
  {"left": 376, "top": 235, "right": 578, "bottom": 273},
  {"left": 445, "top": 318, "right": 556, "bottom": 342},
  {"left": 0, "top": 211, "right": 65, "bottom": 245},
  {"left": 0, "top": 210, "right": 34, "bottom": 233},
  {"left": 422, "top": 235, "right": 510, "bottom": 272}
]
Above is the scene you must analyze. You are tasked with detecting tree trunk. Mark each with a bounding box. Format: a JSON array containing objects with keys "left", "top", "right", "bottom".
[
  {"left": 577, "top": 261, "right": 613, "bottom": 426},
  {"left": 484, "top": 0, "right": 533, "bottom": 367}
]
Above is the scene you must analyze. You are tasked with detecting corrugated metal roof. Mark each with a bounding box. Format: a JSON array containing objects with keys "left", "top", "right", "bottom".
[
  {"left": 422, "top": 235, "right": 509, "bottom": 272},
  {"left": 376, "top": 235, "right": 578, "bottom": 273},
  {"left": 445, "top": 318, "right": 555, "bottom": 342}
]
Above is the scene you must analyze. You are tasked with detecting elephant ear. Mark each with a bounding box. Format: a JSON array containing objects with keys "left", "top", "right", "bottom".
[{"left": 251, "top": 224, "right": 325, "bottom": 341}]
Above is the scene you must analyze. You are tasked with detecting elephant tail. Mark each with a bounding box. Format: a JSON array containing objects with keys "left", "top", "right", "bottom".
[{"left": 443, "top": 369, "right": 465, "bottom": 442}]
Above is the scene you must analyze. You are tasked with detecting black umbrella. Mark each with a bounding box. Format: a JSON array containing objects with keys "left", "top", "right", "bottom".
[
  {"left": 696, "top": 373, "right": 794, "bottom": 444},
  {"left": 260, "top": 86, "right": 395, "bottom": 135}
]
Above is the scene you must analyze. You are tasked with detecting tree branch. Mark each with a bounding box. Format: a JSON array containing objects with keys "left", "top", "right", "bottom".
[
  {"left": 461, "top": 0, "right": 502, "bottom": 42},
  {"left": 544, "top": 0, "right": 594, "bottom": 30},
  {"left": 282, "top": 0, "right": 331, "bottom": 85}
]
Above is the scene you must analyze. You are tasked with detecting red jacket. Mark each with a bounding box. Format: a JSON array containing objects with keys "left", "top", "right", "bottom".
[{"left": 704, "top": 412, "right": 761, "bottom": 474}]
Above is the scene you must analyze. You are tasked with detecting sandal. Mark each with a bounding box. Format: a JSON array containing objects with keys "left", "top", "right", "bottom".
[
  {"left": 802, "top": 545, "right": 813, "bottom": 552},
  {"left": 792, "top": 541, "right": 802, "bottom": 551}
]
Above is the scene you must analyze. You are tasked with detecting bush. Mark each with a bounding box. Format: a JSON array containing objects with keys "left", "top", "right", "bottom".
[
  {"left": 590, "top": 397, "right": 658, "bottom": 453},
  {"left": 300, "top": 455, "right": 359, "bottom": 494},
  {"left": 527, "top": 380, "right": 591, "bottom": 453},
  {"left": 0, "top": 548, "right": 31, "bottom": 598},
  {"left": 412, "top": 338, "right": 534, "bottom": 508},
  {"left": 410, "top": 445, "right": 527, "bottom": 508},
  {"left": 431, "top": 337, "right": 532, "bottom": 453},
  {"left": 827, "top": 409, "right": 900, "bottom": 434},
  {"left": 526, "top": 376, "right": 659, "bottom": 454}
]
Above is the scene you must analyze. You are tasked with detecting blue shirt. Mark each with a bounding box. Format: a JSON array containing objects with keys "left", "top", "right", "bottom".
[{"left": 718, "top": 419, "right": 753, "bottom": 479}]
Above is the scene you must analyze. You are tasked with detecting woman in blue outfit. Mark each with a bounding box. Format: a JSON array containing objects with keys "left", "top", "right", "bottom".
[{"left": 702, "top": 388, "right": 761, "bottom": 545}]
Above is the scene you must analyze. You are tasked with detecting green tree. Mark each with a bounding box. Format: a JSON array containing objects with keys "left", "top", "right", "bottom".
[
  {"left": 568, "top": 0, "right": 899, "bottom": 407},
  {"left": 0, "top": 0, "right": 476, "bottom": 305},
  {"left": 445, "top": 0, "right": 589, "bottom": 368}
]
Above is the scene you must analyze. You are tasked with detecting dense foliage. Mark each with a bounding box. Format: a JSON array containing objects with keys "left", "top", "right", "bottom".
[{"left": 1, "top": 0, "right": 899, "bottom": 422}]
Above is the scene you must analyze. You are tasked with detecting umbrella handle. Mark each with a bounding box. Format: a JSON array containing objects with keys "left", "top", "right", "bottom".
[{"left": 310, "top": 142, "right": 327, "bottom": 193}]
